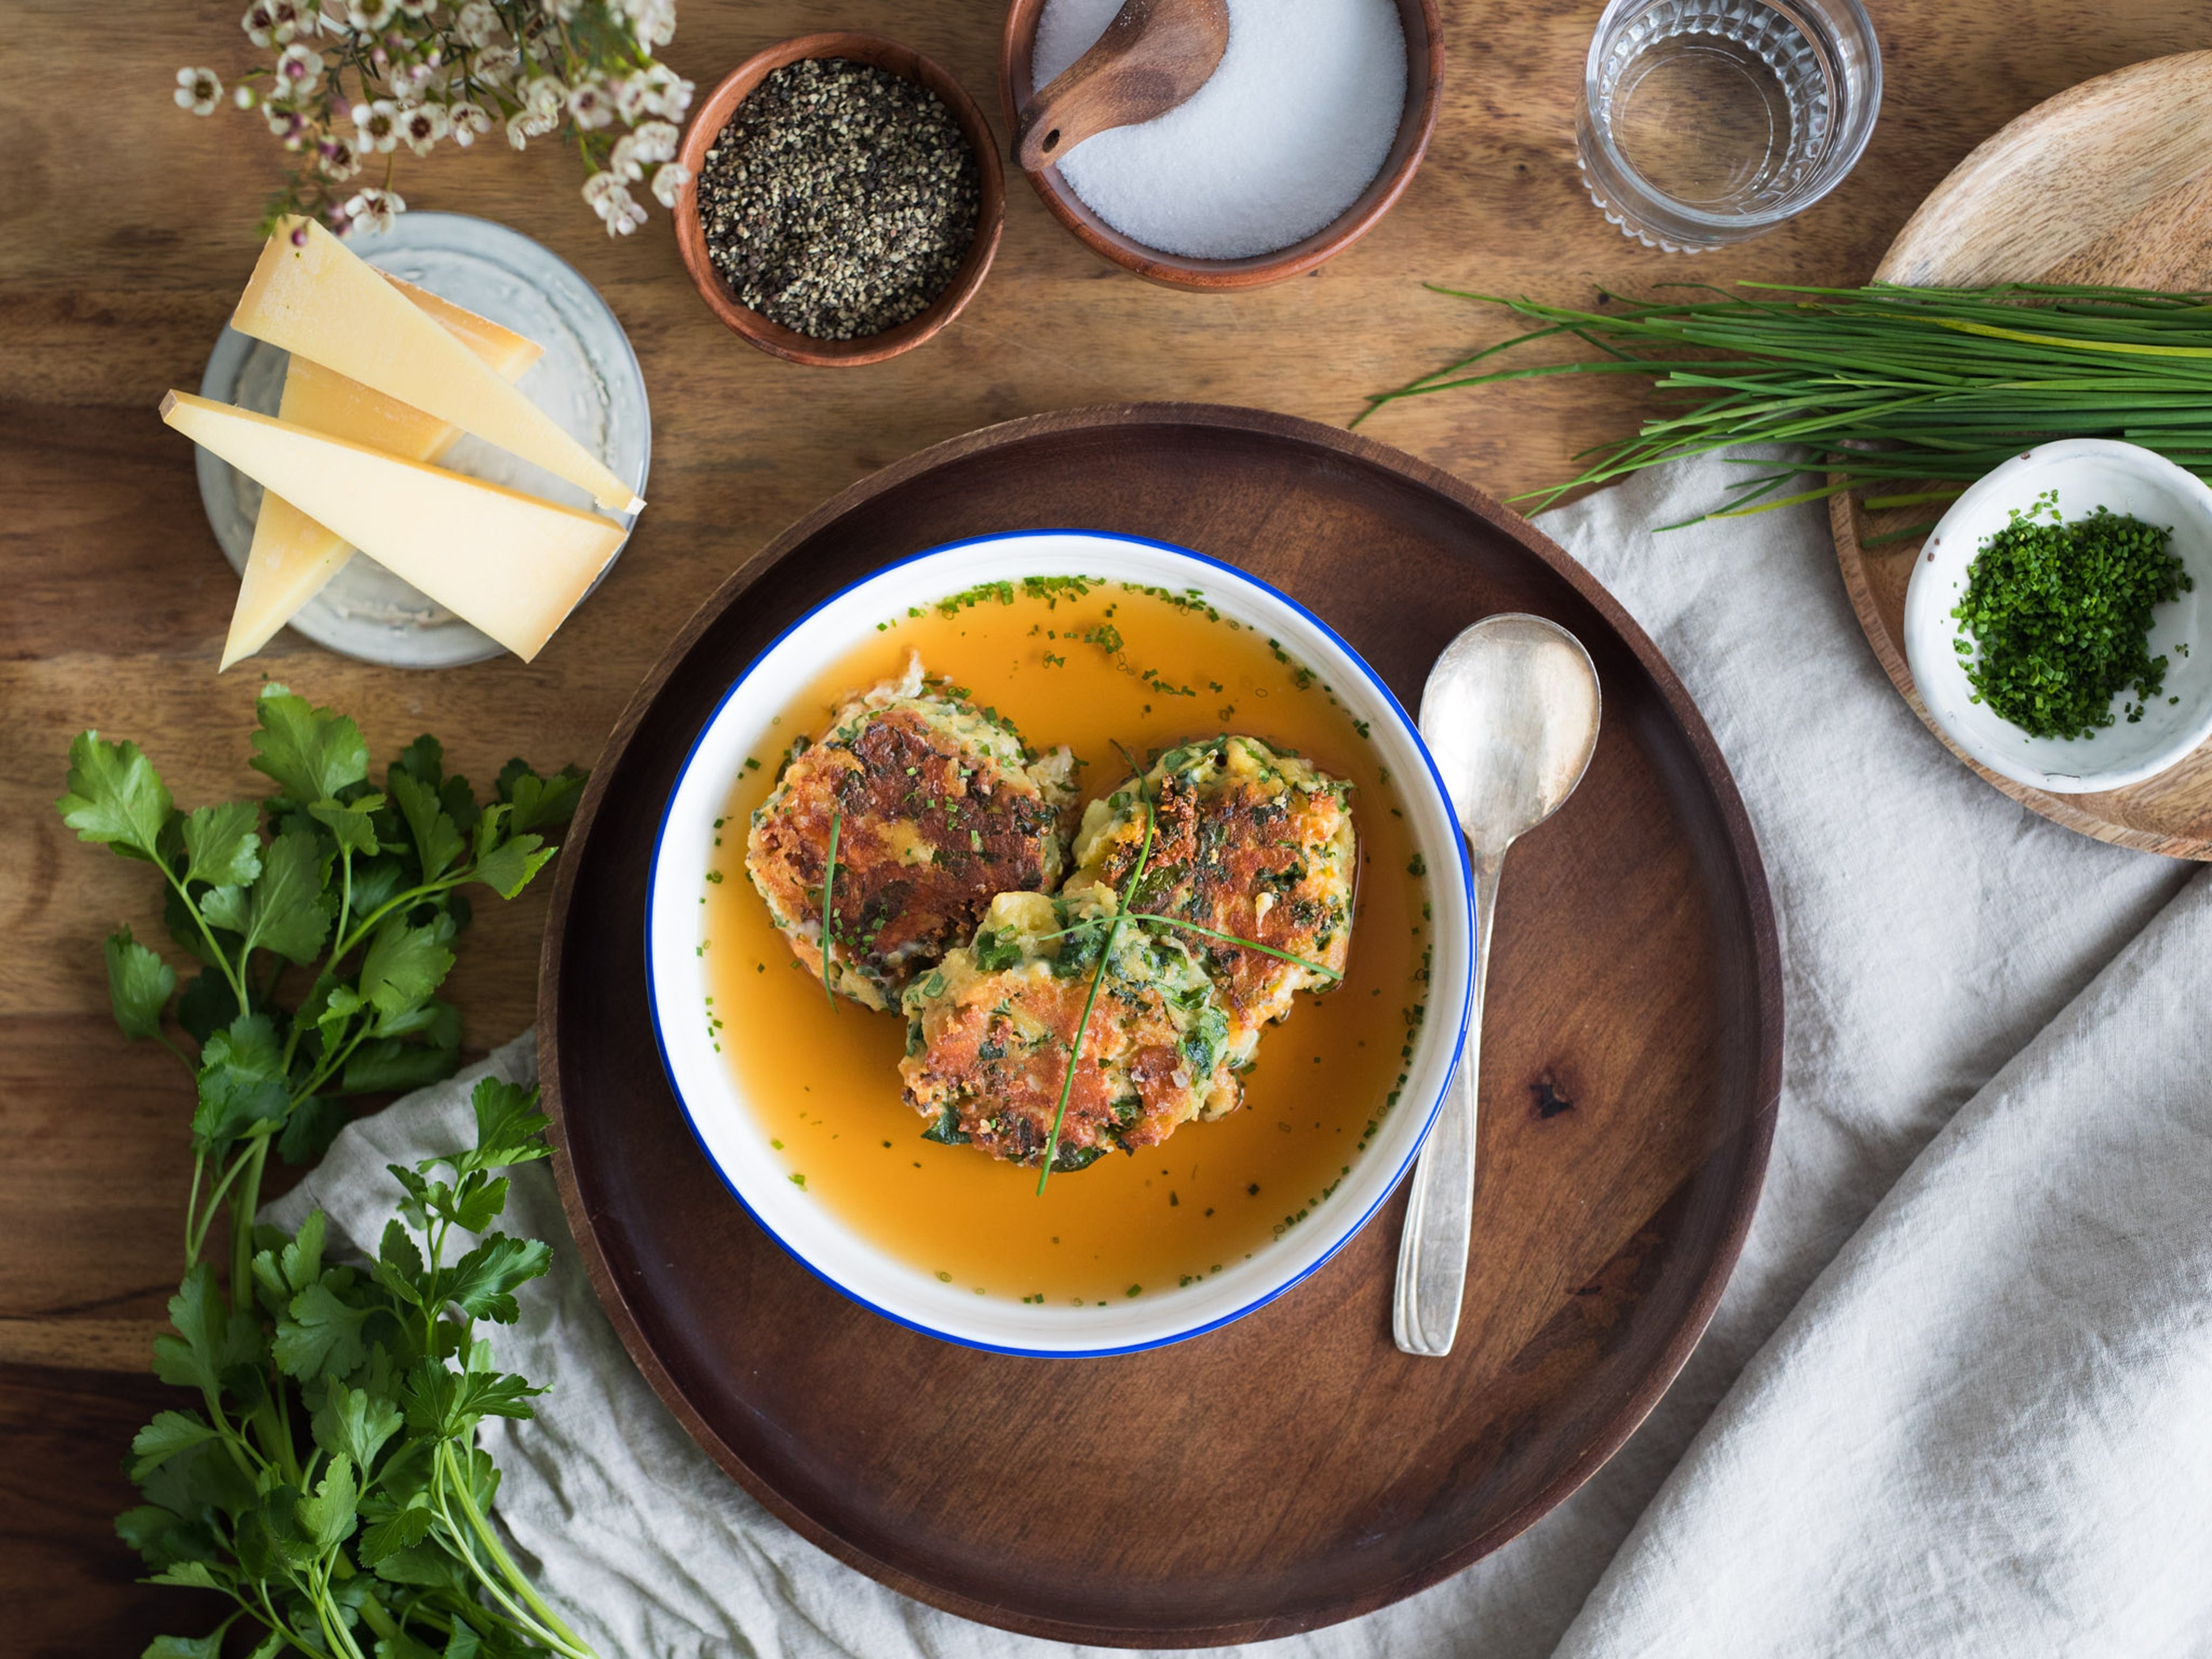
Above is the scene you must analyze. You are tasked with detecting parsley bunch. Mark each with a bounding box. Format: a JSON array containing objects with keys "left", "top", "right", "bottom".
[{"left": 56, "top": 684, "right": 596, "bottom": 1659}]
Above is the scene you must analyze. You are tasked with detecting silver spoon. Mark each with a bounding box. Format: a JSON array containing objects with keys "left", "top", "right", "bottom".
[{"left": 1393, "top": 613, "right": 1602, "bottom": 1358}]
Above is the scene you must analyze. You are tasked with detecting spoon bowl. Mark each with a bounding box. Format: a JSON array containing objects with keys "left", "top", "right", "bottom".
[
  {"left": 1422, "top": 613, "right": 1604, "bottom": 844},
  {"left": 1394, "top": 613, "right": 1603, "bottom": 1357}
]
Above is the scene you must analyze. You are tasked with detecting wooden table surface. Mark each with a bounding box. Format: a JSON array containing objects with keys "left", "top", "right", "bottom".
[{"left": 4, "top": 3, "right": 2202, "bottom": 1650}]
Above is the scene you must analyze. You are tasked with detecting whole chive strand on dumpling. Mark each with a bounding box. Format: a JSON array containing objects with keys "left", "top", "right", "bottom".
[{"left": 1071, "top": 734, "right": 1355, "bottom": 1070}]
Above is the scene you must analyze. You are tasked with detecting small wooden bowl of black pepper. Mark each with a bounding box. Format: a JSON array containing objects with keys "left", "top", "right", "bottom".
[{"left": 676, "top": 33, "right": 1005, "bottom": 366}]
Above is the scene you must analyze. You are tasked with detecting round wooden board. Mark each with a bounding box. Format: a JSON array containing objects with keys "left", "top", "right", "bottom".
[
  {"left": 1832, "top": 50, "right": 2212, "bottom": 858},
  {"left": 538, "top": 404, "right": 1782, "bottom": 1647}
]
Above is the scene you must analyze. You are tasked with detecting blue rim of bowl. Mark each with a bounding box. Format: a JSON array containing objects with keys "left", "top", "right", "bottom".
[{"left": 641, "top": 529, "right": 1478, "bottom": 1357}]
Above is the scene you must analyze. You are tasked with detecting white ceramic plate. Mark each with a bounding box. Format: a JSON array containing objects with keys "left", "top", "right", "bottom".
[
  {"left": 1904, "top": 438, "right": 2212, "bottom": 794},
  {"left": 645, "top": 531, "right": 1476, "bottom": 1355},
  {"left": 194, "top": 211, "right": 651, "bottom": 669}
]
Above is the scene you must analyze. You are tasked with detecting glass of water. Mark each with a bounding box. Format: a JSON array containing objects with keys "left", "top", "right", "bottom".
[{"left": 1577, "top": 0, "right": 1883, "bottom": 252}]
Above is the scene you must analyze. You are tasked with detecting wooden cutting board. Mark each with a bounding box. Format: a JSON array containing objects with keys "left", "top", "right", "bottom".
[
  {"left": 537, "top": 404, "right": 1781, "bottom": 1646},
  {"left": 1832, "top": 51, "right": 2212, "bottom": 857}
]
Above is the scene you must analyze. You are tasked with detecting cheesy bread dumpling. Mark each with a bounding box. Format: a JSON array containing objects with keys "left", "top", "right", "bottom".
[
  {"left": 899, "top": 887, "right": 1238, "bottom": 1169},
  {"left": 1070, "top": 734, "right": 1354, "bottom": 1069},
  {"left": 745, "top": 657, "right": 1078, "bottom": 1011}
]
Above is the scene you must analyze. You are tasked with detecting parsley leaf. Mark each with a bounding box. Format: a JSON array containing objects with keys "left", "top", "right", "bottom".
[
  {"left": 468, "top": 1078, "right": 552, "bottom": 1171},
  {"left": 181, "top": 801, "right": 262, "bottom": 888},
  {"left": 389, "top": 766, "right": 465, "bottom": 884},
  {"left": 308, "top": 792, "right": 383, "bottom": 856},
  {"left": 296, "top": 1454, "right": 360, "bottom": 1551},
  {"left": 273, "top": 1274, "right": 374, "bottom": 1380},
  {"left": 105, "top": 927, "right": 177, "bottom": 1040},
  {"left": 56, "top": 731, "right": 173, "bottom": 861},
  {"left": 441, "top": 1234, "right": 552, "bottom": 1324},
  {"left": 359, "top": 918, "right": 455, "bottom": 1018},
  {"left": 130, "top": 1410, "right": 219, "bottom": 1481},
  {"left": 249, "top": 684, "right": 369, "bottom": 805},
  {"left": 192, "top": 1014, "right": 290, "bottom": 1146},
  {"left": 151, "top": 1263, "right": 259, "bottom": 1397},
  {"left": 498, "top": 759, "right": 588, "bottom": 832},
  {"left": 473, "top": 831, "right": 555, "bottom": 899},
  {"left": 63, "top": 694, "right": 590, "bottom": 1659},
  {"left": 242, "top": 830, "right": 334, "bottom": 964}
]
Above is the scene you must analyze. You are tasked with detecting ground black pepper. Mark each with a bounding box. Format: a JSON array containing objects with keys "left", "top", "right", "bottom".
[{"left": 695, "top": 58, "right": 981, "bottom": 341}]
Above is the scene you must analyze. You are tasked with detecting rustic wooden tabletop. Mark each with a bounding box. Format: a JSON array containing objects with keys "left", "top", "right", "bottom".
[{"left": 4, "top": 2, "right": 2203, "bottom": 1650}]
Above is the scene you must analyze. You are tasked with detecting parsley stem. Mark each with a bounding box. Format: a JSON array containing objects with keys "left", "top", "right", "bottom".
[
  {"left": 160, "top": 865, "right": 252, "bottom": 1017},
  {"left": 230, "top": 1135, "right": 270, "bottom": 1316},
  {"left": 329, "top": 870, "right": 470, "bottom": 961},
  {"left": 435, "top": 1439, "right": 596, "bottom": 1658},
  {"left": 189, "top": 1133, "right": 265, "bottom": 1262},
  {"left": 154, "top": 1029, "right": 197, "bottom": 1080},
  {"left": 185, "top": 1148, "right": 206, "bottom": 1264},
  {"left": 335, "top": 844, "right": 354, "bottom": 956},
  {"left": 819, "top": 810, "right": 842, "bottom": 1009}
]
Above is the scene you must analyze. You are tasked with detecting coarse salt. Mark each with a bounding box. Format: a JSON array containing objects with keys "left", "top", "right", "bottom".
[{"left": 1031, "top": 0, "right": 1408, "bottom": 260}]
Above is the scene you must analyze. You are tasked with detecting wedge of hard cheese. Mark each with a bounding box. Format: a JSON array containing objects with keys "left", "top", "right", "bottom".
[
  {"left": 165, "top": 391, "right": 623, "bottom": 663},
  {"left": 232, "top": 217, "right": 643, "bottom": 514},
  {"left": 222, "top": 278, "right": 546, "bottom": 671}
]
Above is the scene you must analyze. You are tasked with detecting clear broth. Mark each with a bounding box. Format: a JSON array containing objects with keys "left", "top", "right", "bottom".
[{"left": 702, "top": 579, "right": 1431, "bottom": 1306}]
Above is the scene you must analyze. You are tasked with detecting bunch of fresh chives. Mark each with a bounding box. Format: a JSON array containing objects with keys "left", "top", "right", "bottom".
[{"left": 1358, "top": 283, "right": 2212, "bottom": 533}]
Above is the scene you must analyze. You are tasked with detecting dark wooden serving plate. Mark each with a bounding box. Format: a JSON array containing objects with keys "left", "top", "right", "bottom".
[{"left": 538, "top": 404, "right": 1782, "bottom": 1646}]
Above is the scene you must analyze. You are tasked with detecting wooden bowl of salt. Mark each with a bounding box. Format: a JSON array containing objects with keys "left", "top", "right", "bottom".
[{"left": 999, "top": 0, "right": 1442, "bottom": 290}]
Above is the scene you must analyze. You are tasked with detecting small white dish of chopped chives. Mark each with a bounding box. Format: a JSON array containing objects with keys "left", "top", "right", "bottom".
[{"left": 1903, "top": 438, "right": 2212, "bottom": 796}]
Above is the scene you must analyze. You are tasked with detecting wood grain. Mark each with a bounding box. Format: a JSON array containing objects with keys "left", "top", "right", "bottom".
[
  {"left": 10, "top": 1, "right": 2205, "bottom": 1646},
  {"left": 537, "top": 404, "right": 1783, "bottom": 1645},
  {"left": 1833, "top": 51, "right": 2212, "bottom": 858}
]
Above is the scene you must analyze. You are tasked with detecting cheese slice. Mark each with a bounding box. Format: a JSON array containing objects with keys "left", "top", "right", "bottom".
[
  {"left": 165, "top": 391, "right": 623, "bottom": 663},
  {"left": 232, "top": 217, "right": 644, "bottom": 514},
  {"left": 222, "top": 279, "right": 545, "bottom": 670}
]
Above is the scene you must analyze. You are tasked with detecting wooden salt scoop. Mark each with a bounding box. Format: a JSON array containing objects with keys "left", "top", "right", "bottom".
[{"left": 1013, "top": 0, "right": 1230, "bottom": 171}]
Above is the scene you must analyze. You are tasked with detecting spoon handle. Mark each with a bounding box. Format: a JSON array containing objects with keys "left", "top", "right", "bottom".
[{"left": 1392, "top": 845, "right": 1503, "bottom": 1357}]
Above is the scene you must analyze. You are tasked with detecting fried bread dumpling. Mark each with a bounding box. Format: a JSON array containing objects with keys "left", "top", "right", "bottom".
[
  {"left": 746, "top": 656, "right": 1079, "bottom": 1010},
  {"left": 1070, "top": 734, "right": 1354, "bottom": 1068},
  {"left": 899, "top": 887, "right": 1238, "bottom": 1169}
]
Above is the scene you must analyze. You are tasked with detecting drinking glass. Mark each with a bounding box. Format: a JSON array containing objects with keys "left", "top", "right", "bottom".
[{"left": 1577, "top": 0, "right": 1883, "bottom": 252}]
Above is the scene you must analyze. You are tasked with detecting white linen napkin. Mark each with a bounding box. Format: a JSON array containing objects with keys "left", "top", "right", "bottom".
[{"left": 268, "top": 453, "right": 2205, "bottom": 1657}]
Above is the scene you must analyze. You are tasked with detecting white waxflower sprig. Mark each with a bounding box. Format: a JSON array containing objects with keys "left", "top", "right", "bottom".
[{"left": 176, "top": 0, "right": 694, "bottom": 240}]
